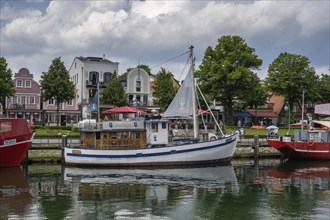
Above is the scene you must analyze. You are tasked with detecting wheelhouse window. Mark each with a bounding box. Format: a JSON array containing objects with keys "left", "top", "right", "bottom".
[
  {"left": 162, "top": 122, "right": 167, "bottom": 129},
  {"left": 151, "top": 123, "right": 158, "bottom": 132}
]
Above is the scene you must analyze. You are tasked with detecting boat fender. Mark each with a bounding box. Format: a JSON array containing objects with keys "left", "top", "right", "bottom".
[
  {"left": 209, "top": 136, "right": 217, "bottom": 141},
  {"left": 110, "top": 136, "right": 117, "bottom": 145},
  {"left": 307, "top": 139, "right": 314, "bottom": 147}
]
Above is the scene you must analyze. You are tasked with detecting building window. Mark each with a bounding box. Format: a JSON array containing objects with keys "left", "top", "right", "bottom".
[
  {"left": 29, "top": 96, "right": 35, "bottom": 104},
  {"left": 67, "top": 99, "right": 73, "bottom": 106},
  {"left": 16, "top": 80, "right": 23, "bottom": 87},
  {"left": 25, "top": 80, "right": 31, "bottom": 88},
  {"left": 13, "top": 96, "right": 18, "bottom": 104},
  {"left": 136, "top": 80, "right": 141, "bottom": 92},
  {"left": 21, "top": 96, "right": 26, "bottom": 105},
  {"left": 48, "top": 98, "right": 54, "bottom": 105}
]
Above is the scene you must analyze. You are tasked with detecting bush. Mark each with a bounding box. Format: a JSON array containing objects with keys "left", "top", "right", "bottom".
[{"left": 71, "top": 126, "right": 79, "bottom": 132}]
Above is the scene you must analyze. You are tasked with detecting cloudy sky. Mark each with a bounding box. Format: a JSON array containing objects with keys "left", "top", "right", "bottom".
[{"left": 1, "top": 0, "right": 329, "bottom": 82}]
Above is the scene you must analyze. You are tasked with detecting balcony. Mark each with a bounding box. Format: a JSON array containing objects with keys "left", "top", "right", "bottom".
[{"left": 11, "top": 103, "right": 26, "bottom": 110}]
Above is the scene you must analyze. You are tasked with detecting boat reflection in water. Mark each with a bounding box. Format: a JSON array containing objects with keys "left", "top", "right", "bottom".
[
  {"left": 64, "top": 165, "right": 238, "bottom": 219},
  {"left": 0, "top": 167, "right": 32, "bottom": 219},
  {"left": 268, "top": 160, "right": 330, "bottom": 190}
]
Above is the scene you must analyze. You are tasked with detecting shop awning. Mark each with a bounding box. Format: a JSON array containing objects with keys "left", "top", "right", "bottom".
[
  {"left": 232, "top": 112, "right": 251, "bottom": 118},
  {"left": 315, "top": 103, "right": 330, "bottom": 115},
  {"left": 247, "top": 110, "right": 278, "bottom": 118}
]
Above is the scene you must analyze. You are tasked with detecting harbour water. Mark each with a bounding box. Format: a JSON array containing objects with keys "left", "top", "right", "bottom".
[{"left": 1, "top": 159, "right": 329, "bottom": 220}]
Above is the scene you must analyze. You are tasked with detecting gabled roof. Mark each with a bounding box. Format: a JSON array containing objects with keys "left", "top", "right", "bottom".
[{"left": 269, "top": 95, "right": 285, "bottom": 115}]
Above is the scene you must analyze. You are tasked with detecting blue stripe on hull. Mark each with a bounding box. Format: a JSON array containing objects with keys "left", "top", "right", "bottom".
[{"left": 66, "top": 137, "right": 237, "bottom": 159}]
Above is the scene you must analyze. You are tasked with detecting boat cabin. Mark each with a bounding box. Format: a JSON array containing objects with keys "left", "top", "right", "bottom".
[{"left": 78, "top": 119, "right": 169, "bottom": 149}]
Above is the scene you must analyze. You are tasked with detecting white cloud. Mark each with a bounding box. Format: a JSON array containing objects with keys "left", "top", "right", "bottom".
[{"left": 0, "top": 0, "right": 329, "bottom": 82}]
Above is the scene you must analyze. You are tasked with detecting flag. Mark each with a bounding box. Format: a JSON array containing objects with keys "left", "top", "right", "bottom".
[{"left": 86, "top": 92, "right": 98, "bottom": 113}]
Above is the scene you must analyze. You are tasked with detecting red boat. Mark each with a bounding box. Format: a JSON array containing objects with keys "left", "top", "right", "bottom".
[
  {"left": 267, "top": 120, "right": 330, "bottom": 160},
  {"left": 0, "top": 118, "right": 35, "bottom": 167}
]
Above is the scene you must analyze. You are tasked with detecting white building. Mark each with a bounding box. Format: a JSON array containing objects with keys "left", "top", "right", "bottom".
[
  {"left": 126, "top": 67, "right": 152, "bottom": 107},
  {"left": 68, "top": 56, "right": 119, "bottom": 119}
]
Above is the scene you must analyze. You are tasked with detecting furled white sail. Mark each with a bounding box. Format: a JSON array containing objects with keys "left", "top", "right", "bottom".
[{"left": 162, "top": 67, "right": 194, "bottom": 118}]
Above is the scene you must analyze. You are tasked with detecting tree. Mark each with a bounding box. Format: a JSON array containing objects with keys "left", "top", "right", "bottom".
[
  {"left": 195, "top": 35, "right": 263, "bottom": 125},
  {"left": 265, "top": 52, "right": 319, "bottom": 111},
  {"left": 153, "top": 68, "right": 178, "bottom": 110},
  {"left": 125, "top": 64, "right": 152, "bottom": 76},
  {"left": 40, "top": 57, "right": 75, "bottom": 126},
  {"left": 0, "top": 57, "right": 15, "bottom": 115},
  {"left": 317, "top": 73, "right": 330, "bottom": 103},
  {"left": 100, "top": 71, "right": 128, "bottom": 107}
]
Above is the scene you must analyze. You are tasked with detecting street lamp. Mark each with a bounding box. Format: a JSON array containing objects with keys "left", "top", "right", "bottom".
[{"left": 284, "top": 102, "right": 290, "bottom": 135}]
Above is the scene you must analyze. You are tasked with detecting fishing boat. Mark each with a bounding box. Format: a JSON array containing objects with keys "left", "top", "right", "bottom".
[
  {"left": 267, "top": 120, "right": 330, "bottom": 160},
  {"left": 64, "top": 46, "right": 239, "bottom": 167},
  {"left": 0, "top": 118, "right": 35, "bottom": 167}
]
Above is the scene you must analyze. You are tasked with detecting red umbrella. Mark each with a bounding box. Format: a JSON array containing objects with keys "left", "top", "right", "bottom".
[
  {"left": 101, "top": 106, "right": 145, "bottom": 114},
  {"left": 251, "top": 125, "right": 266, "bottom": 129},
  {"left": 198, "top": 109, "right": 212, "bottom": 115}
]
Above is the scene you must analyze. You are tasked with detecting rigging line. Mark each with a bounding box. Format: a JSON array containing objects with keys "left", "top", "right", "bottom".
[
  {"left": 177, "top": 56, "right": 189, "bottom": 83},
  {"left": 150, "top": 51, "right": 188, "bottom": 70},
  {"left": 196, "top": 84, "right": 225, "bottom": 137}
]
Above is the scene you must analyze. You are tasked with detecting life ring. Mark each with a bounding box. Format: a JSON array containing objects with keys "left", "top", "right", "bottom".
[
  {"left": 110, "top": 136, "right": 117, "bottom": 145},
  {"left": 307, "top": 139, "right": 314, "bottom": 147},
  {"left": 209, "top": 136, "right": 217, "bottom": 141}
]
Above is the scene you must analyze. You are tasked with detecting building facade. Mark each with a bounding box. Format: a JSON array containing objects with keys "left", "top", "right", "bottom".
[
  {"left": 68, "top": 56, "right": 119, "bottom": 119},
  {"left": 5, "top": 68, "right": 42, "bottom": 122},
  {"left": 125, "top": 68, "right": 151, "bottom": 107}
]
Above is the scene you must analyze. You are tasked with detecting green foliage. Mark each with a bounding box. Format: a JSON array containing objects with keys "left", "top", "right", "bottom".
[
  {"left": 265, "top": 52, "right": 319, "bottom": 109},
  {"left": 125, "top": 64, "right": 152, "bottom": 75},
  {"left": 153, "top": 68, "right": 178, "bottom": 110},
  {"left": 243, "top": 80, "right": 268, "bottom": 109},
  {"left": 40, "top": 57, "right": 75, "bottom": 126},
  {"left": 195, "top": 35, "right": 263, "bottom": 125},
  {"left": 100, "top": 72, "right": 128, "bottom": 106},
  {"left": 318, "top": 74, "right": 330, "bottom": 102},
  {"left": 0, "top": 57, "right": 15, "bottom": 113}
]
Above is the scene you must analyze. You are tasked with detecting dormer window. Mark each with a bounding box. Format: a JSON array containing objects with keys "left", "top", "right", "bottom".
[
  {"left": 16, "top": 80, "right": 23, "bottom": 87},
  {"left": 25, "top": 80, "right": 31, "bottom": 88}
]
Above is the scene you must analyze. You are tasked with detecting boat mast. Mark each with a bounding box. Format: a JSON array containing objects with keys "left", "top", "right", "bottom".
[
  {"left": 301, "top": 90, "right": 304, "bottom": 130},
  {"left": 189, "top": 45, "right": 198, "bottom": 138}
]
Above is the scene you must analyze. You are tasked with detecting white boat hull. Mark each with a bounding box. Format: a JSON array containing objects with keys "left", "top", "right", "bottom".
[{"left": 64, "top": 132, "right": 238, "bottom": 167}]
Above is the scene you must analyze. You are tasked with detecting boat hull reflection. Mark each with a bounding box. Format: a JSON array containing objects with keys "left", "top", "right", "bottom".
[
  {"left": 65, "top": 165, "right": 238, "bottom": 188},
  {"left": 0, "top": 167, "right": 32, "bottom": 217}
]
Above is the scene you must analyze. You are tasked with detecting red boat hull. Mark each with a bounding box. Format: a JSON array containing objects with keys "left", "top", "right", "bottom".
[
  {"left": 1, "top": 118, "right": 34, "bottom": 167},
  {"left": 0, "top": 141, "right": 32, "bottom": 166},
  {"left": 267, "top": 139, "right": 330, "bottom": 160}
]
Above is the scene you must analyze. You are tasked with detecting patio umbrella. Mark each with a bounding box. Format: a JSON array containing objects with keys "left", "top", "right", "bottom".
[
  {"left": 101, "top": 106, "right": 145, "bottom": 114},
  {"left": 198, "top": 109, "right": 212, "bottom": 115},
  {"left": 251, "top": 125, "right": 266, "bottom": 129},
  {"left": 266, "top": 125, "right": 278, "bottom": 130}
]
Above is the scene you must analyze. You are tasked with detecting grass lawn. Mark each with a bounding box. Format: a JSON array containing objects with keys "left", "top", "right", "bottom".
[
  {"left": 34, "top": 125, "right": 296, "bottom": 137},
  {"left": 224, "top": 126, "right": 296, "bottom": 136},
  {"left": 35, "top": 127, "right": 79, "bottom": 137}
]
